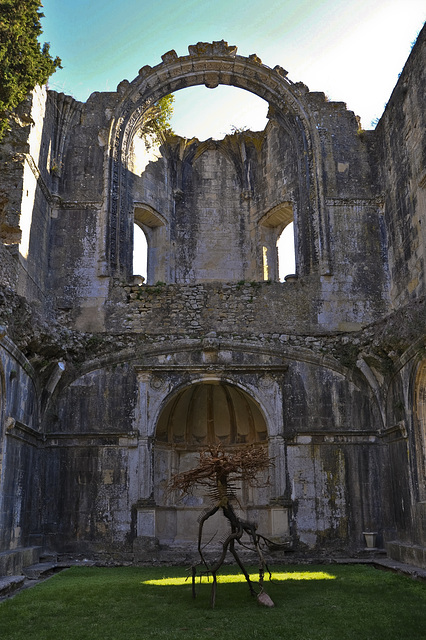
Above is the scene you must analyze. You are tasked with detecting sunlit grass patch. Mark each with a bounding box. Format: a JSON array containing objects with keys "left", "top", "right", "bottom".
[
  {"left": 142, "top": 570, "right": 335, "bottom": 586},
  {"left": 1, "top": 564, "right": 425, "bottom": 640}
]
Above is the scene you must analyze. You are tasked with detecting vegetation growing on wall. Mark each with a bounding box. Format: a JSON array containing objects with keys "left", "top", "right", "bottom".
[
  {"left": 140, "top": 94, "right": 175, "bottom": 143},
  {"left": 0, "top": 0, "right": 61, "bottom": 140}
]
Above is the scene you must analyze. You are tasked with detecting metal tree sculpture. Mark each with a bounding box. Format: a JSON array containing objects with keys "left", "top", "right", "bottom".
[{"left": 169, "top": 444, "right": 275, "bottom": 607}]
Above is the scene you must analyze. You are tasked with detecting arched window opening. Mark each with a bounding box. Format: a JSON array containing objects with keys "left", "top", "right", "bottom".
[
  {"left": 133, "top": 223, "right": 148, "bottom": 281},
  {"left": 259, "top": 202, "right": 294, "bottom": 282},
  {"left": 133, "top": 204, "right": 166, "bottom": 284},
  {"left": 277, "top": 221, "right": 296, "bottom": 281},
  {"left": 128, "top": 85, "right": 301, "bottom": 284},
  {"left": 262, "top": 246, "right": 269, "bottom": 281}
]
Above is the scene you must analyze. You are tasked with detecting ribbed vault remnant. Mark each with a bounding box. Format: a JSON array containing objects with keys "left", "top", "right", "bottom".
[{"left": 156, "top": 383, "right": 267, "bottom": 446}]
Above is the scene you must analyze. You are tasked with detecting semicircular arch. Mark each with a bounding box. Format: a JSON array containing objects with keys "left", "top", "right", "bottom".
[
  {"left": 154, "top": 379, "right": 269, "bottom": 448},
  {"left": 107, "top": 42, "right": 330, "bottom": 277}
]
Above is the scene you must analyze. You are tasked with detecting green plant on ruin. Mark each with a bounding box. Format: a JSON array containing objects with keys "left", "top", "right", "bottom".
[
  {"left": 0, "top": 0, "right": 61, "bottom": 140},
  {"left": 334, "top": 341, "right": 360, "bottom": 369},
  {"left": 139, "top": 94, "right": 174, "bottom": 146},
  {"left": 229, "top": 124, "right": 249, "bottom": 135},
  {"left": 146, "top": 280, "right": 166, "bottom": 295},
  {"left": 50, "top": 157, "right": 62, "bottom": 175},
  {"left": 357, "top": 125, "right": 366, "bottom": 141},
  {"left": 85, "top": 334, "right": 105, "bottom": 352}
]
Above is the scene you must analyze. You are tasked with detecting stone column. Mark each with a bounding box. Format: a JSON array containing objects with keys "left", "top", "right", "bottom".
[
  {"left": 134, "top": 371, "right": 154, "bottom": 501},
  {"left": 268, "top": 434, "right": 290, "bottom": 538},
  {"left": 268, "top": 434, "right": 287, "bottom": 500}
]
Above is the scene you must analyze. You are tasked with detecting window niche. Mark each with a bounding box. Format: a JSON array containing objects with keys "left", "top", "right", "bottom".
[
  {"left": 277, "top": 221, "right": 296, "bottom": 281},
  {"left": 133, "top": 223, "right": 148, "bottom": 281},
  {"left": 133, "top": 204, "right": 167, "bottom": 285},
  {"left": 259, "top": 202, "right": 295, "bottom": 281}
]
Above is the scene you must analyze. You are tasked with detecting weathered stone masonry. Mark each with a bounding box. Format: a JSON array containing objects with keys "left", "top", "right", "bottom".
[{"left": 0, "top": 32, "right": 425, "bottom": 571}]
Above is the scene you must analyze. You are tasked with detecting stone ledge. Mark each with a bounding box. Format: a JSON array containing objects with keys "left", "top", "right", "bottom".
[
  {"left": 385, "top": 541, "right": 426, "bottom": 571},
  {"left": 373, "top": 556, "right": 426, "bottom": 581},
  {"left": 0, "top": 546, "right": 41, "bottom": 577},
  {"left": 22, "top": 561, "right": 59, "bottom": 580},
  {"left": 0, "top": 575, "right": 26, "bottom": 599}
]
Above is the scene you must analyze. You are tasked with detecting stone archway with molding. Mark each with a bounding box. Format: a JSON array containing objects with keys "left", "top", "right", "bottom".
[
  {"left": 132, "top": 367, "right": 289, "bottom": 548},
  {"left": 106, "top": 40, "right": 331, "bottom": 280}
]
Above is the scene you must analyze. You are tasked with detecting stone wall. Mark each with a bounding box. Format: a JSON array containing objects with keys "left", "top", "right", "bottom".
[
  {"left": 0, "top": 244, "right": 18, "bottom": 289},
  {"left": 0, "top": 337, "right": 42, "bottom": 552},
  {"left": 106, "top": 276, "right": 387, "bottom": 335},
  {"left": 0, "top": 31, "right": 425, "bottom": 568},
  {"left": 374, "top": 27, "right": 426, "bottom": 306}
]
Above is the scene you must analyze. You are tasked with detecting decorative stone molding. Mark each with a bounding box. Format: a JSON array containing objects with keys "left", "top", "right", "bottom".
[{"left": 187, "top": 40, "right": 238, "bottom": 57}]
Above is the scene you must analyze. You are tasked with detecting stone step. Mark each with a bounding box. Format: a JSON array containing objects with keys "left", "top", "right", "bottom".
[
  {"left": 0, "top": 575, "right": 26, "bottom": 599},
  {"left": 39, "top": 552, "right": 58, "bottom": 563},
  {"left": 0, "top": 546, "right": 41, "bottom": 577},
  {"left": 22, "top": 561, "right": 58, "bottom": 580}
]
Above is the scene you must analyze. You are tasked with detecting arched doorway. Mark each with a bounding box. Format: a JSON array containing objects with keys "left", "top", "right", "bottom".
[{"left": 151, "top": 381, "right": 285, "bottom": 544}]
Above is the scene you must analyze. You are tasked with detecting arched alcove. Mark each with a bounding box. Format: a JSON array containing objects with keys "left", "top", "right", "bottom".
[
  {"left": 156, "top": 381, "right": 267, "bottom": 447},
  {"left": 107, "top": 42, "right": 330, "bottom": 280},
  {"left": 151, "top": 380, "right": 284, "bottom": 544}
]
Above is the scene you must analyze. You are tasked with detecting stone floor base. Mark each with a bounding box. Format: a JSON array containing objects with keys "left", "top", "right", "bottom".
[{"left": 386, "top": 541, "right": 426, "bottom": 570}]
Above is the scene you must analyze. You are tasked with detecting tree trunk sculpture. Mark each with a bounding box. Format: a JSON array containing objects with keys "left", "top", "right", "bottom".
[{"left": 169, "top": 444, "right": 276, "bottom": 607}]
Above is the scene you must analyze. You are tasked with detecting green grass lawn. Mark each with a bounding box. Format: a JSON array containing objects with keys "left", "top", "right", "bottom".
[{"left": 0, "top": 564, "right": 425, "bottom": 640}]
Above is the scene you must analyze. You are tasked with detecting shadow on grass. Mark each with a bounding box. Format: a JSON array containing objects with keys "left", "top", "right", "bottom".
[{"left": 0, "top": 564, "right": 425, "bottom": 640}]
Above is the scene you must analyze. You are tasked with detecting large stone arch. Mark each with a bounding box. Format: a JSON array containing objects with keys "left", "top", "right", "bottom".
[{"left": 106, "top": 41, "right": 330, "bottom": 279}]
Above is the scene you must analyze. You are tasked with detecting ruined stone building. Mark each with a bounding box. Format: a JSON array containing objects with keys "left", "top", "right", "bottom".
[{"left": 0, "top": 30, "right": 425, "bottom": 574}]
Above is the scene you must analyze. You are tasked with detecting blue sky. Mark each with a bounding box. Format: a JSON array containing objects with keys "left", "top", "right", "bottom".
[{"left": 41, "top": 0, "right": 425, "bottom": 137}]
